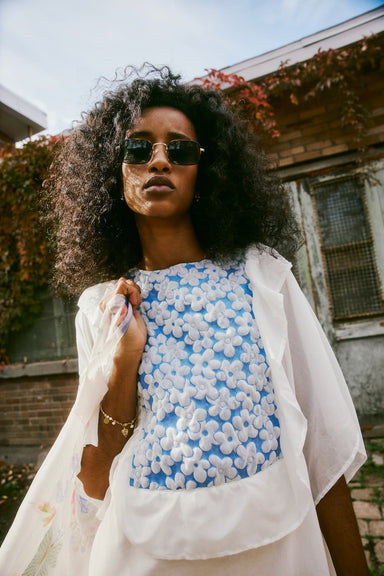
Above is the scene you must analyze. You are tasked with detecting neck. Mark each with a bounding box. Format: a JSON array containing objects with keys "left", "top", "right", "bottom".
[{"left": 135, "top": 215, "right": 205, "bottom": 271}]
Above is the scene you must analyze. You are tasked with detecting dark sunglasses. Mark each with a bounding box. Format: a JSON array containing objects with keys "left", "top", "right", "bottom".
[{"left": 122, "top": 139, "right": 204, "bottom": 165}]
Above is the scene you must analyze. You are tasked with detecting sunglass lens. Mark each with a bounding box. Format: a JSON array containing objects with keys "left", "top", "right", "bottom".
[
  {"left": 123, "top": 139, "right": 151, "bottom": 164},
  {"left": 168, "top": 141, "right": 200, "bottom": 165}
]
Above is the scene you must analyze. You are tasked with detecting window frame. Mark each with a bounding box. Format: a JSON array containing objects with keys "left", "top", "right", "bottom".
[
  {"left": 310, "top": 174, "right": 384, "bottom": 321},
  {"left": 6, "top": 291, "right": 78, "bottom": 365}
]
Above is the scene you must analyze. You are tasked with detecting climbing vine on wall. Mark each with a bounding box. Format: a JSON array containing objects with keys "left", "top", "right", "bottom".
[
  {"left": 198, "top": 32, "right": 383, "bottom": 145},
  {"left": 0, "top": 136, "right": 61, "bottom": 363},
  {"left": 1, "top": 33, "right": 383, "bottom": 364},
  {"left": 197, "top": 68, "right": 280, "bottom": 140}
]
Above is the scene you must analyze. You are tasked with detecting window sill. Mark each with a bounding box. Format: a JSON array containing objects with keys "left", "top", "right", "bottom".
[
  {"left": 334, "top": 317, "right": 384, "bottom": 341},
  {"left": 0, "top": 358, "right": 78, "bottom": 379}
]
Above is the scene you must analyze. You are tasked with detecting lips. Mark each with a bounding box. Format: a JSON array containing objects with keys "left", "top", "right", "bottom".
[{"left": 144, "top": 176, "right": 175, "bottom": 191}]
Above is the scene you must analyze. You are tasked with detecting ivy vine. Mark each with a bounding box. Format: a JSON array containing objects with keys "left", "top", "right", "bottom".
[
  {"left": 1, "top": 32, "right": 382, "bottom": 363},
  {"left": 0, "top": 136, "right": 60, "bottom": 364},
  {"left": 198, "top": 32, "right": 383, "bottom": 145}
]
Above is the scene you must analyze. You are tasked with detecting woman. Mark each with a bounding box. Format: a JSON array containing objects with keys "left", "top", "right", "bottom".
[{"left": 0, "top": 67, "right": 368, "bottom": 575}]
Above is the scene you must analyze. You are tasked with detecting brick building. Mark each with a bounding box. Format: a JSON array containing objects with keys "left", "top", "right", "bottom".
[
  {"left": 221, "top": 7, "right": 384, "bottom": 423},
  {"left": 1, "top": 8, "right": 383, "bottom": 463}
]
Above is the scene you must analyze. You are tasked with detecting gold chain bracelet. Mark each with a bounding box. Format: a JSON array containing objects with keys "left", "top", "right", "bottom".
[{"left": 99, "top": 404, "right": 136, "bottom": 437}]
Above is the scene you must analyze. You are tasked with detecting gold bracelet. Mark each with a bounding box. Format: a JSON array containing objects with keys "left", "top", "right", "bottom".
[{"left": 99, "top": 404, "right": 136, "bottom": 437}]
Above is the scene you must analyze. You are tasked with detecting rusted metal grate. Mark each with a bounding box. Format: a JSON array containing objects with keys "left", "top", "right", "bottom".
[{"left": 312, "top": 177, "right": 383, "bottom": 320}]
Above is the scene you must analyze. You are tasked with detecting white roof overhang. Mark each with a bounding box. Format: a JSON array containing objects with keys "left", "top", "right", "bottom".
[{"left": 0, "top": 85, "right": 47, "bottom": 142}]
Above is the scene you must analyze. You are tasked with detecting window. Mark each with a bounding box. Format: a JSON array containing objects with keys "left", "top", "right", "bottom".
[
  {"left": 312, "top": 176, "right": 384, "bottom": 320},
  {"left": 7, "top": 292, "right": 77, "bottom": 363}
]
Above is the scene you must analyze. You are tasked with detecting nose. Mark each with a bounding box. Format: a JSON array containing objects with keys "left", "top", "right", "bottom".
[{"left": 148, "top": 143, "right": 171, "bottom": 172}]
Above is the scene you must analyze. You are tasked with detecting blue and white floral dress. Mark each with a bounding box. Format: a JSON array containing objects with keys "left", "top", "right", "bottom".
[
  {"left": 0, "top": 249, "right": 366, "bottom": 576},
  {"left": 126, "top": 259, "right": 281, "bottom": 492}
]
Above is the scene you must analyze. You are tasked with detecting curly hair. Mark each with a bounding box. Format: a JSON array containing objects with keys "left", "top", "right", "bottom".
[{"left": 45, "top": 65, "right": 301, "bottom": 295}]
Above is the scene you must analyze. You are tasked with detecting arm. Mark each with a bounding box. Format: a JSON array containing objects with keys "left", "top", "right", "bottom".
[
  {"left": 316, "top": 475, "right": 369, "bottom": 576},
  {"left": 78, "top": 278, "right": 147, "bottom": 500}
]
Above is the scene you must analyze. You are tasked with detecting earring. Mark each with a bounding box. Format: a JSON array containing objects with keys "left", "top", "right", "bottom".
[{"left": 194, "top": 193, "right": 201, "bottom": 203}]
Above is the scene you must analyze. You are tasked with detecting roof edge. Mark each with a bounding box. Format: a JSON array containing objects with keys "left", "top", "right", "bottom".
[{"left": 219, "top": 6, "right": 384, "bottom": 81}]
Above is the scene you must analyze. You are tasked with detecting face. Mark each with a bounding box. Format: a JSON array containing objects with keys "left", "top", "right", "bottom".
[{"left": 122, "top": 107, "right": 199, "bottom": 222}]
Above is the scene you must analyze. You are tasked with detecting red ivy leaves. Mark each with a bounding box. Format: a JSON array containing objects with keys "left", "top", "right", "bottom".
[
  {"left": 197, "top": 33, "right": 383, "bottom": 144},
  {"left": 197, "top": 69, "right": 280, "bottom": 140}
]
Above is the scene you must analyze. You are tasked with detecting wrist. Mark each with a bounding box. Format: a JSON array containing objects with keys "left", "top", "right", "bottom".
[{"left": 99, "top": 403, "right": 136, "bottom": 438}]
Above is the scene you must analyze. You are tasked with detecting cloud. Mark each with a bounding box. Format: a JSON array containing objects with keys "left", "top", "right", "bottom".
[{"left": 1, "top": 0, "right": 381, "bottom": 135}]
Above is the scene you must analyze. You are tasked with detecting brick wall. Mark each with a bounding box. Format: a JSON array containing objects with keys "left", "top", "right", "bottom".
[
  {"left": 267, "top": 70, "right": 384, "bottom": 168},
  {"left": 0, "top": 374, "right": 78, "bottom": 447}
]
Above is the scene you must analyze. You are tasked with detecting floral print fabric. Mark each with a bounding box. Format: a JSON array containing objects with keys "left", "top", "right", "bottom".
[{"left": 128, "top": 259, "right": 282, "bottom": 490}]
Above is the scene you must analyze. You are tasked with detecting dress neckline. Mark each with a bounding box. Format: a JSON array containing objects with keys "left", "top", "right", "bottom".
[{"left": 133, "top": 258, "right": 211, "bottom": 275}]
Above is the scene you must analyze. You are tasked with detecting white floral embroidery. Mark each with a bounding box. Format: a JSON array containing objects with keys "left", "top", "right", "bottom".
[
  {"left": 190, "top": 374, "right": 218, "bottom": 402},
  {"left": 213, "top": 327, "right": 243, "bottom": 358},
  {"left": 138, "top": 345, "right": 162, "bottom": 376},
  {"left": 188, "top": 419, "right": 219, "bottom": 451},
  {"left": 129, "top": 258, "right": 282, "bottom": 491},
  {"left": 158, "top": 358, "right": 190, "bottom": 390},
  {"left": 152, "top": 391, "right": 175, "bottom": 422},
  {"left": 169, "top": 385, "right": 196, "bottom": 408},
  {"left": 181, "top": 447, "right": 210, "bottom": 483},
  {"left": 214, "top": 422, "right": 241, "bottom": 455},
  {"left": 259, "top": 421, "right": 281, "bottom": 453},
  {"left": 156, "top": 278, "right": 179, "bottom": 303},
  {"left": 131, "top": 465, "right": 151, "bottom": 488},
  {"left": 175, "top": 401, "right": 207, "bottom": 433},
  {"left": 207, "top": 455, "right": 239, "bottom": 486},
  {"left": 160, "top": 427, "right": 189, "bottom": 452},
  {"left": 252, "top": 404, "right": 267, "bottom": 429},
  {"left": 248, "top": 362, "right": 269, "bottom": 390},
  {"left": 234, "top": 311, "right": 254, "bottom": 337},
  {"left": 157, "top": 335, "right": 188, "bottom": 362},
  {"left": 178, "top": 267, "right": 205, "bottom": 286},
  {"left": 235, "top": 443, "right": 265, "bottom": 476},
  {"left": 261, "top": 392, "right": 278, "bottom": 416},
  {"left": 262, "top": 450, "right": 279, "bottom": 471},
  {"left": 144, "top": 371, "right": 172, "bottom": 398},
  {"left": 204, "top": 300, "right": 235, "bottom": 329},
  {"left": 208, "top": 387, "right": 240, "bottom": 421},
  {"left": 236, "top": 380, "right": 261, "bottom": 411},
  {"left": 240, "top": 341, "right": 263, "bottom": 365},
  {"left": 227, "top": 285, "right": 251, "bottom": 312},
  {"left": 190, "top": 348, "right": 221, "bottom": 380},
  {"left": 191, "top": 330, "right": 214, "bottom": 353},
  {"left": 146, "top": 300, "right": 170, "bottom": 325},
  {"left": 172, "top": 286, "right": 191, "bottom": 312},
  {"left": 185, "top": 286, "right": 209, "bottom": 312},
  {"left": 217, "top": 359, "right": 246, "bottom": 389},
  {"left": 232, "top": 409, "right": 259, "bottom": 443},
  {"left": 136, "top": 276, "right": 154, "bottom": 299},
  {"left": 163, "top": 309, "right": 184, "bottom": 338},
  {"left": 202, "top": 281, "right": 227, "bottom": 301},
  {"left": 182, "top": 312, "right": 209, "bottom": 343},
  {"left": 170, "top": 440, "right": 193, "bottom": 463},
  {"left": 146, "top": 442, "right": 173, "bottom": 476},
  {"left": 199, "top": 262, "right": 227, "bottom": 281},
  {"left": 165, "top": 472, "right": 186, "bottom": 490}
]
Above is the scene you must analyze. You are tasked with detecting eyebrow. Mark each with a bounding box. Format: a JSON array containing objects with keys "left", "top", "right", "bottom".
[{"left": 127, "top": 130, "right": 193, "bottom": 141}]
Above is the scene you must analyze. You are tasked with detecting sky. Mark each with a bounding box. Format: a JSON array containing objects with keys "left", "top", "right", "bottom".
[{"left": 0, "top": 0, "right": 383, "bottom": 136}]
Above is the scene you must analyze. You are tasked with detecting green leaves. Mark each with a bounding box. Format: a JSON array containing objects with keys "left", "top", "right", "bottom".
[{"left": 0, "top": 137, "right": 60, "bottom": 361}]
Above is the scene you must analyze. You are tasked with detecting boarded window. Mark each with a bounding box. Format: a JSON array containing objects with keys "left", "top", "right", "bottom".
[
  {"left": 312, "top": 176, "right": 383, "bottom": 320},
  {"left": 7, "top": 292, "right": 77, "bottom": 363}
]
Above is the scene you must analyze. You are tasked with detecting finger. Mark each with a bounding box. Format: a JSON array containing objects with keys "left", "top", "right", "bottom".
[
  {"left": 119, "top": 279, "right": 142, "bottom": 308},
  {"left": 99, "top": 278, "right": 142, "bottom": 312}
]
